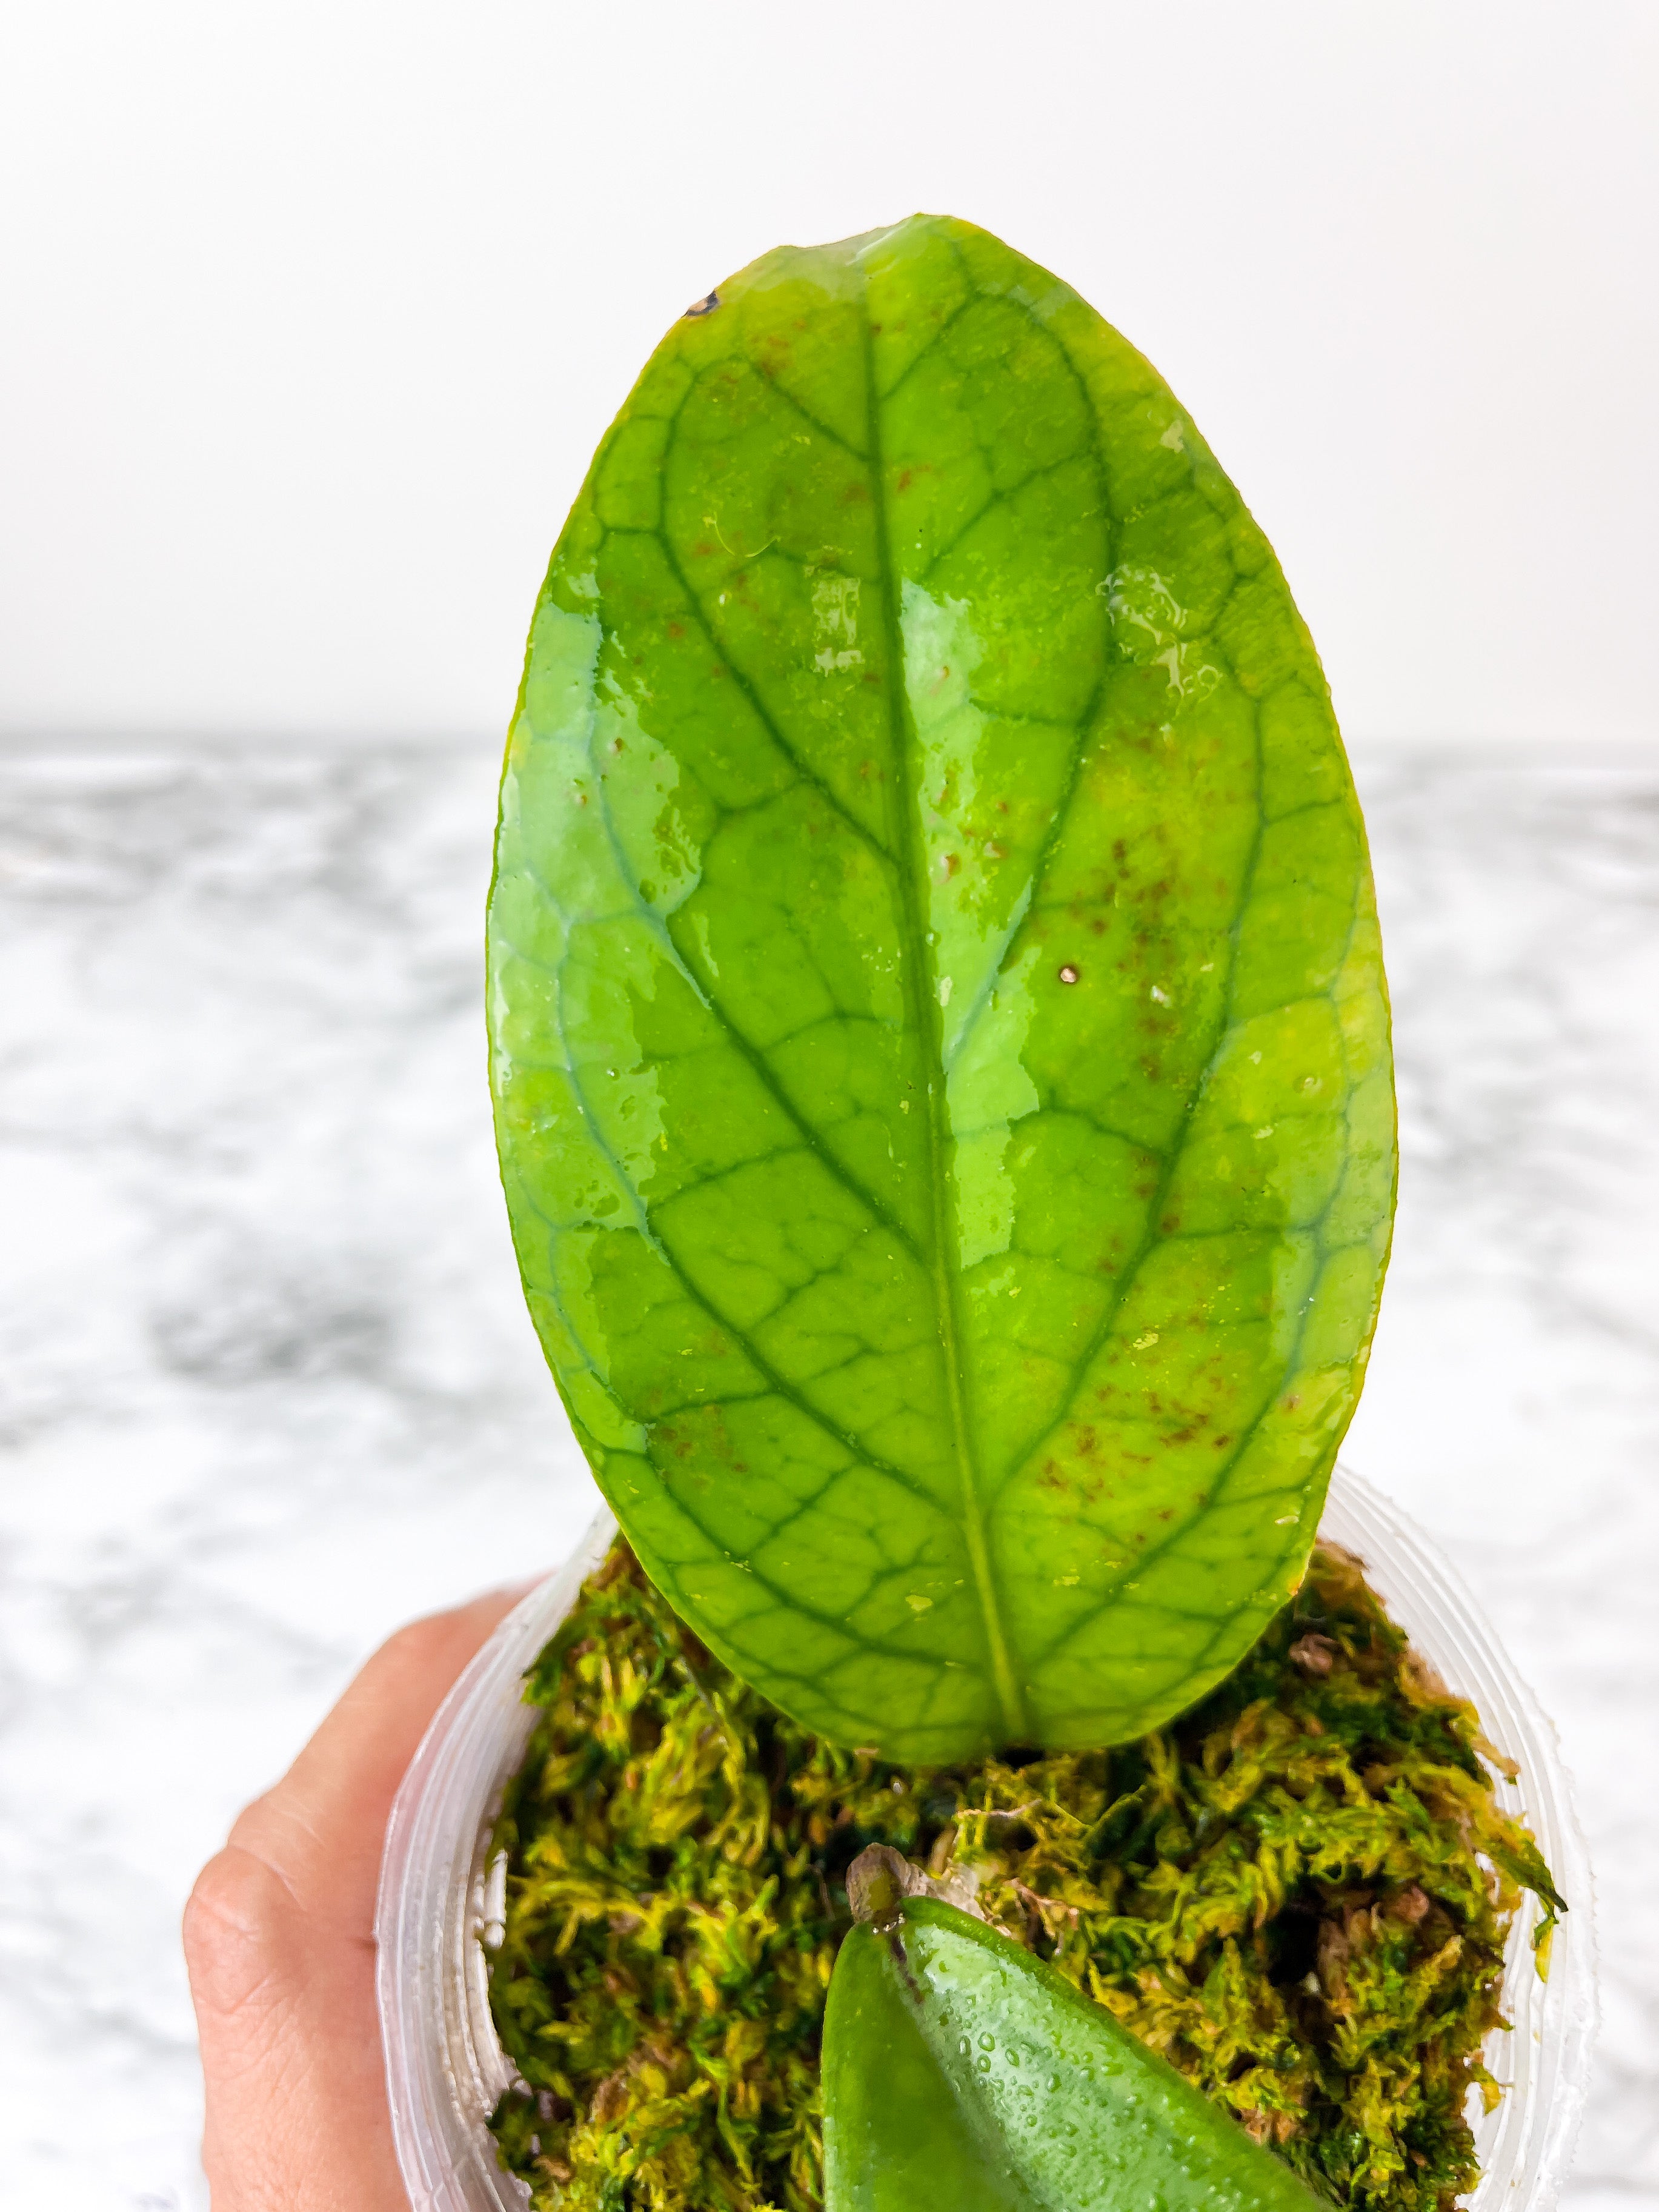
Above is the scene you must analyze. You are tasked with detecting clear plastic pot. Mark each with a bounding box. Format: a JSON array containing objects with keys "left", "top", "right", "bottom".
[{"left": 376, "top": 1466, "right": 1598, "bottom": 2212}]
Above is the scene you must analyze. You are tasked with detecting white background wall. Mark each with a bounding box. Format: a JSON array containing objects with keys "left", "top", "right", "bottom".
[{"left": 2, "top": 0, "right": 1655, "bottom": 750}]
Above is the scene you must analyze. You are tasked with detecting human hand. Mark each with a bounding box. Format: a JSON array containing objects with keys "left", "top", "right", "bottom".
[{"left": 184, "top": 1586, "right": 528, "bottom": 2210}]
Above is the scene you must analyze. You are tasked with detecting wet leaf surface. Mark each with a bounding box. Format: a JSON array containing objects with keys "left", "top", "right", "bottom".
[
  {"left": 823, "top": 1894, "right": 1329, "bottom": 2212},
  {"left": 488, "top": 214, "right": 1394, "bottom": 1759}
]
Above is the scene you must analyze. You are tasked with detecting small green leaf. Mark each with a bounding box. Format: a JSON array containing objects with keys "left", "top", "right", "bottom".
[
  {"left": 823, "top": 1890, "right": 1330, "bottom": 2212},
  {"left": 489, "top": 214, "right": 1395, "bottom": 1761}
]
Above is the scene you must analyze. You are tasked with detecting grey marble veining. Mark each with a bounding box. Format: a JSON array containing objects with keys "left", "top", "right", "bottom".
[{"left": 1, "top": 744, "right": 1654, "bottom": 2208}]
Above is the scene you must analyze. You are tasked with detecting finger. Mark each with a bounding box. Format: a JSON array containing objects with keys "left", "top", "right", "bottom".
[
  {"left": 184, "top": 1579, "right": 538, "bottom": 2212},
  {"left": 231, "top": 1581, "right": 536, "bottom": 1929}
]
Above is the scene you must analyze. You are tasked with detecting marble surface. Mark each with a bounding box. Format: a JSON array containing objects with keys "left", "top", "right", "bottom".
[{"left": 0, "top": 742, "right": 1654, "bottom": 2208}]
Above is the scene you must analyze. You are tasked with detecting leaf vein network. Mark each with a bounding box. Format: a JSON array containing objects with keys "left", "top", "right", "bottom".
[
  {"left": 994, "top": 689, "right": 1269, "bottom": 1506},
  {"left": 541, "top": 951, "right": 946, "bottom": 1513},
  {"left": 919, "top": 449, "right": 1098, "bottom": 585},
  {"left": 659, "top": 1483, "right": 969, "bottom": 1678},
  {"left": 1019, "top": 1025, "right": 1367, "bottom": 1678},
  {"left": 645, "top": 516, "right": 894, "bottom": 868},
  {"left": 556, "top": 660, "right": 923, "bottom": 1259}
]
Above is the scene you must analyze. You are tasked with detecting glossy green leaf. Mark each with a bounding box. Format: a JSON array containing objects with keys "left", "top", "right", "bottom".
[
  {"left": 823, "top": 1890, "right": 1330, "bottom": 2212},
  {"left": 488, "top": 213, "right": 1395, "bottom": 1761}
]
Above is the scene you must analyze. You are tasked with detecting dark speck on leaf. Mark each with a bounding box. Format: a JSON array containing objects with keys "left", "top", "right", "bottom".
[
  {"left": 683, "top": 291, "right": 720, "bottom": 317},
  {"left": 1058, "top": 964, "right": 1080, "bottom": 985}
]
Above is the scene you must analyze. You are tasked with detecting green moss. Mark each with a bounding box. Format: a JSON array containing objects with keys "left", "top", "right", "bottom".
[{"left": 487, "top": 1542, "right": 1563, "bottom": 2212}]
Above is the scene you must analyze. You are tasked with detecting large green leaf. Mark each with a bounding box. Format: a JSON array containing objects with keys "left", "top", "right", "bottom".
[
  {"left": 823, "top": 1887, "right": 1330, "bottom": 2212},
  {"left": 488, "top": 213, "right": 1394, "bottom": 1761}
]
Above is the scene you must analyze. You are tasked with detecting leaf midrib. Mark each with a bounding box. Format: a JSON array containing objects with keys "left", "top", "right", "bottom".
[{"left": 858, "top": 273, "right": 1027, "bottom": 1745}]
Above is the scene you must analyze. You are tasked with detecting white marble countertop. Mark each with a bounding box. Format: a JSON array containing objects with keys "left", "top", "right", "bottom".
[{"left": 1, "top": 742, "right": 1654, "bottom": 2208}]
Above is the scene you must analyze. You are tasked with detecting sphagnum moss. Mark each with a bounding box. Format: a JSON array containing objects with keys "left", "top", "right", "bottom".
[{"left": 487, "top": 1543, "right": 1563, "bottom": 2212}]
